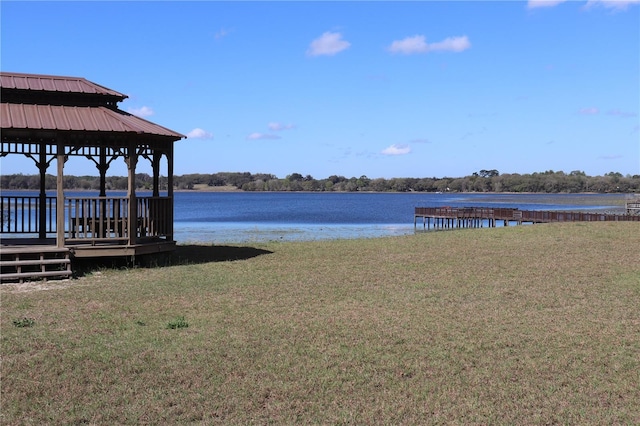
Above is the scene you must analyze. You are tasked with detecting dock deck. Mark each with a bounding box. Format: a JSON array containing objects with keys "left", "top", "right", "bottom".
[{"left": 414, "top": 206, "right": 640, "bottom": 230}]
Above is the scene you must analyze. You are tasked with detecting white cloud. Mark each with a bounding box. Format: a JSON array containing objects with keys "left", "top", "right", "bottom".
[
  {"left": 247, "top": 132, "right": 281, "bottom": 140},
  {"left": 268, "top": 122, "right": 296, "bottom": 131},
  {"left": 428, "top": 36, "right": 471, "bottom": 52},
  {"left": 527, "top": 0, "right": 568, "bottom": 9},
  {"left": 307, "top": 31, "right": 351, "bottom": 57},
  {"left": 381, "top": 144, "right": 411, "bottom": 155},
  {"left": 388, "top": 35, "right": 429, "bottom": 54},
  {"left": 127, "top": 106, "right": 154, "bottom": 117},
  {"left": 388, "top": 35, "right": 470, "bottom": 55},
  {"left": 186, "top": 128, "right": 213, "bottom": 139},
  {"left": 579, "top": 107, "right": 600, "bottom": 115}
]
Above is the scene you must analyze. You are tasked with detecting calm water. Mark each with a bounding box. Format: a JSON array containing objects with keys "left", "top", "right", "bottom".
[
  {"left": 172, "top": 192, "right": 622, "bottom": 244},
  {"left": 1, "top": 191, "right": 624, "bottom": 244}
]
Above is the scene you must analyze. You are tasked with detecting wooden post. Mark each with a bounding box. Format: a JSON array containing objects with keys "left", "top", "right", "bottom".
[
  {"left": 98, "top": 146, "right": 107, "bottom": 197},
  {"left": 38, "top": 143, "right": 48, "bottom": 239},
  {"left": 152, "top": 151, "right": 161, "bottom": 198},
  {"left": 166, "top": 144, "right": 174, "bottom": 242},
  {"left": 126, "top": 141, "right": 138, "bottom": 246},
  {"left": 56, "top": 142, "right": 66, "bottom": 248}
]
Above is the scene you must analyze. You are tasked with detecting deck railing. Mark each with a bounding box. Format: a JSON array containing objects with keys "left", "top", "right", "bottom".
[
  {"left": 1, "top": 195, "right": 172, "bottom": 242},
  {"left": 66, "top": 196, "right": 130, "bottom": 241},
  {"left": 414, "top": 206, "right": 640, "bottom": 224},
  {"left": 1, "top": 195, "right": 56, "bottom": 234},
  {"left": 137, "top": 196, "right": 171, "bottom": 238},
  {"left": 66, "top": 196, "right": 172, "bottom": 242}
]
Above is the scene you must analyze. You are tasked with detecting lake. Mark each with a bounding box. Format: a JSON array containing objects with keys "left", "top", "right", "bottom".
[
  {"left": 0, "top": 191, "right": 625, "bottom": 244},
  {"left": 171, "top": 192, "right": 624, "bottom": 244}
]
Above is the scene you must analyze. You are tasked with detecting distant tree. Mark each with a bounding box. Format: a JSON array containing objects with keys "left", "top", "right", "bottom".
[
  {"left": 327, "top": 175, "right": 347, "bottom": 185},
  {"left": 286, "top": 173, "right": 304, "bottom": 182},
  {"left": 478, "top": 169, "right": 499, "bottom": 178}
]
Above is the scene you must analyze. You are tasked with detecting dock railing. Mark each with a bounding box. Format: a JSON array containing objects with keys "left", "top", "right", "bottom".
[{"left": 415, "top": 206, "right": 640, "bottom": 230}]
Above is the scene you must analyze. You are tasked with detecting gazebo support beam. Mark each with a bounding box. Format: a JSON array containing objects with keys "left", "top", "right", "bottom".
[
  {"left": 56, "top": 142, "right": 66, "bottom": 248},
  {"left": 39, "top": 146, "right": 47, "bottom": 239},
  {"left": 152, "top": 151, "right": 161, "bottom": 198},
  {"left": 126, "top": 140, "right": 138, "bottom": 246},
  {"left": 167, "top": 145, "right": 174, "bottom": 242}
]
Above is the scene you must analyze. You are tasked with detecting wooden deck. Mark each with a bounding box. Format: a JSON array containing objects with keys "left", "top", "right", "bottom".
[
  {"left": 414, "top": 206, "right": 640, "bottom": 230},
  {"left": 0, "top": 238, "right": 176, "bottom": 282},
  {"left": 1, "top": 194, "right": 176, "bottom": 282}
]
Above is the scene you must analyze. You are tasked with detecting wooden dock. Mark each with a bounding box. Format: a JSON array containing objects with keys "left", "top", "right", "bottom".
[{"left": 414, "top": 206, "right": 640, "bottom": 230}]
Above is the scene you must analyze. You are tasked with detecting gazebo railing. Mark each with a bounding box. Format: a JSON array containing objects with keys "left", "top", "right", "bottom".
[
  {"left": 65, "top": 196, "right": 172, "bottom": 242},
  {"left": 66, "top": 196, "right": 129, "bottom": 241},
  {"left": 137, "top": 196, "right": 171, "bottom": 238},
  {"left": 1, "top": 194, "right": 172, "bottom": 243},
  {"left": 1, "top": 195, "right": 56, "bottom": 234}
]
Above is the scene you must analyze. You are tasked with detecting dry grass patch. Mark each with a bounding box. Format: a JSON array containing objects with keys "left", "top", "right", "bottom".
[{"left": 2, "top": 222, "right": 639, "bottom": 424}]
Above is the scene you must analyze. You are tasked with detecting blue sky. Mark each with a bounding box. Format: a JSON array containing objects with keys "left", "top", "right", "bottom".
[{"left": 1, "top": 0, "right": 638, "bottom": 179}]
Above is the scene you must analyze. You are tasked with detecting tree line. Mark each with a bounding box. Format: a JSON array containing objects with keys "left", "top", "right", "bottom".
[{"left": 1, "top": 170, "right": 639, "bottom": 193}]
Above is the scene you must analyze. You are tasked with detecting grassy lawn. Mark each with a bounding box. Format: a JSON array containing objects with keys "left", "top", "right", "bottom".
[{"left": 2, "top": 222, "right": 639, "bottom": 424}]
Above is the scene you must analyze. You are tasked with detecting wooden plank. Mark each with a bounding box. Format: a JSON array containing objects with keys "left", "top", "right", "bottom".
[
  {"left": 1, "top": 246, "right": 69, "bottom": 255},
  {"left": 1, "top": 270, "right": 72, "bottom": 281},
  {"left": 0, "top": 259, "right": 71, "bottom": 267}
]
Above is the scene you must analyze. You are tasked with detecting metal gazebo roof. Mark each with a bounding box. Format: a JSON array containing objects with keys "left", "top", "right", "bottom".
[{"left": 0, "top": 71, "right": 185, "bottom": 141}]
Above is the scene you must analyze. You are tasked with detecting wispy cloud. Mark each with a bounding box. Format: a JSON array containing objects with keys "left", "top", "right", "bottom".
[
  {"left": 578, "top": 107, "right": 636, "bottom": 117},
  {"left": 214, "top": 28, "right": 231, "bottom": 40},
  {"left": 307, "top": 31, "right": 351, "bottom": 57},
  {"left": 246, "top": 132, "right": 281, "bottom": 140},
  {"left": 381, "top": 144, "right": 411, "bottom": 155},
  {"left": 127, "top": 106, "right": 154, "bottom": 117},
  {"left": 606, "top": 109, "right": 637, "bottom": 118},
  {"left": 528, "top": 0, "right": 639, "bottom": 10},
  {"left": 598, "top": 154, "right": 623, "bottom": 160},
  {"left": 186, "top": 128, "right": 213, "bottom": 139},
  {"left": 388, "top": 35, "right": 470, "bottom": 55},
  {"left": 527, "top": 0, "right": 568, "bottom": 9},
  {"left": 268, "top": 122, "right": 296, "bottom": 131},
  {"left": 584, "top": 0, "right": 640, "bottom": 11}
]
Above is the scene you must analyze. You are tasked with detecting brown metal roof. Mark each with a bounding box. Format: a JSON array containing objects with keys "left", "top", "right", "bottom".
[
  {"left": 1, "top": 72, "right": 184, "bottom": 140},
  {"left": 0, "top": 71, "right": 127, "bottom": 99},
  {"left": 1, "top": 103, "right": 184, "bottom": 138}
]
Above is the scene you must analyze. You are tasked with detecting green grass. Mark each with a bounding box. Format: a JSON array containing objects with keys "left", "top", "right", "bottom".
[{"left": 2, "top": 222, "right": 639, "bottom": 424}]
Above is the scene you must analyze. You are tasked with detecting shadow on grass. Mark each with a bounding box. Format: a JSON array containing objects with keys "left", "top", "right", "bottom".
[
  {"left": 170, "top": 245, "right": 273, "bottom": 264},
  {"left": 72, "top": 245, "right": 273, "bottom": 277}
]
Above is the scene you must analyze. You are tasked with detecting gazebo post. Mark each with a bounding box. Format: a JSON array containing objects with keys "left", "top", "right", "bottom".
[
  {"left": 97, "top": 146, "right": 108, "bottom": 237},
  {"left": 38, "top": 143, "right": 48, "bottom": 240},
  {"left": 152, "top": 151, "right": 161, "bottom": 198},
  {"left": 98, "top": 146, "right": 107, "bottom": 197},
  {"left": 167, "top": 145, "right": 174, "bottom": 242},
  {"left": 126, "top": 140, "right": 138, "bottom": 246},
  {"left": 55, "top": 142, "right": 66, "bottom": 248}
]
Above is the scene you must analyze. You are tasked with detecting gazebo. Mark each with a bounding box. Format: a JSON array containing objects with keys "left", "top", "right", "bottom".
[{"left": 1, "top": 72, "right": 185, "bottom": 281}]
